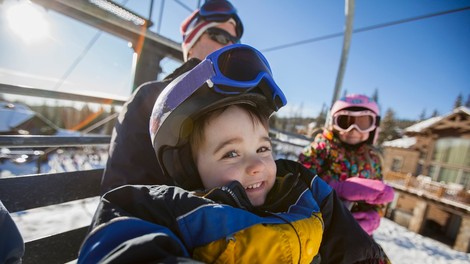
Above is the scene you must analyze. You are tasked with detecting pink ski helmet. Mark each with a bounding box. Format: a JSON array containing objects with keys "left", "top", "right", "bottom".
[
  {"left": 330, "top": 94, "right": 381, "bottom": 145},
  {"left": 331, "top": 94, "right": 379, "bottom": 116}
]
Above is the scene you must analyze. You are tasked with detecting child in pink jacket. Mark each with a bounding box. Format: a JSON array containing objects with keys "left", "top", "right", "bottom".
[{"left": 299, "top": 94, "right": 394, "bottom": 235}]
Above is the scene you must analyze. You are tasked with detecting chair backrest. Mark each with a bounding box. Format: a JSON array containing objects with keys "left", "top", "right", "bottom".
[{"left": 0, "top": 169, "right": 103, "bottom": 263}]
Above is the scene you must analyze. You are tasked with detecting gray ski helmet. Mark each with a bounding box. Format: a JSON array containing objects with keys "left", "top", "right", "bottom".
[{"left": 149, "top": 44, "right": 286, "bottom": 190}]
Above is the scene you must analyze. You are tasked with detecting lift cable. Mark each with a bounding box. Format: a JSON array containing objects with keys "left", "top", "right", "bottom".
[
  {"left": 53, "top": 0, "right": 130, "bottom": 91},
  {"left": 174, "top": 0, "right": 194, "bottom": 12},
  {"left": 261, "top": 6, "right": 470, "bottom": 53}
]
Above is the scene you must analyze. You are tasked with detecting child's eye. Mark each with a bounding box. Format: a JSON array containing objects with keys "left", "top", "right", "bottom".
[
  {"left": 222, "top": 150, "right": 239, "bottom": 159},
  {"left": 258, "top": 146, "right": 271, "bottom": 153}
]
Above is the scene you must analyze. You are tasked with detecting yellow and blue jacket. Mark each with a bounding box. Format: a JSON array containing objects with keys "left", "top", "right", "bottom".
[{"left": 78, "top": 159, "right": 389, "bottom": 263}]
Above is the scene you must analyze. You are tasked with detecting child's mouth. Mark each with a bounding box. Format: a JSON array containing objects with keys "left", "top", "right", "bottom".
[{"left": 245, "top": 181, "right": 263, "bottom": 191}]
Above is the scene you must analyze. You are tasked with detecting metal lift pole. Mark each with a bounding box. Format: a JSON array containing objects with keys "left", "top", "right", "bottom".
[
  {"left": 332, "top": 0, "right": 355, "bottom": 105},
  {"left": 325, "top": 0, "right": 355, "bottom": 126}
]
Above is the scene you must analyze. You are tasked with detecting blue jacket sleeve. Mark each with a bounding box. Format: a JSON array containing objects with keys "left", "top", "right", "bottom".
[{"left": 78, "top": 217, "right": 202, "bottom": 263}]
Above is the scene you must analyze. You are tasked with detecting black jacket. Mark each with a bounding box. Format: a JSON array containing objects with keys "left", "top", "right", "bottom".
[{"left": 101, "top": 59, "right": 201, "bottom": 194}]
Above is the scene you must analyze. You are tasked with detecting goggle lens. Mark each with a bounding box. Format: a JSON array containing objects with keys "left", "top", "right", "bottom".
[
  {"left": 217, "top": 47, "right": 270, "bottom": 82},
  {"left": 209, "top": 46, "right": 287, "bottom": 109},
  {"left": 337, "top": 115, "right": 373, "bottom": 130},
  {"left": 333, "top": 111, "right": 376, "bottom": 132}
]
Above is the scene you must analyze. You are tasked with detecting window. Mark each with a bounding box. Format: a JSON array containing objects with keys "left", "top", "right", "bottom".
[
  {"left": 432, "top": 138, "right": 470, "bottom": 166},
  {"left": 391, "top": 157, "right": 403, "bottom": 172},
  {"left": 431, "top": 137, "right": 470, "bottom": 188}
]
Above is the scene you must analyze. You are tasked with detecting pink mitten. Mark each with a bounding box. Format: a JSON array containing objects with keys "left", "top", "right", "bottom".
[
  {"left": 330, "top": 177, "right": 394, "bottom": 204},
  {"left": 352, "top": 210, "right": 381, "bottom": 235}
]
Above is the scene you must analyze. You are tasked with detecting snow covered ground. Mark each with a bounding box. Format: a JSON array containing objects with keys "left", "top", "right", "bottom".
[
  {"left": 10, "top": 198, "right": 470, "bottom": 264},
  {"left": 375, "top": 218, "right": 470, "bottom": 264}
]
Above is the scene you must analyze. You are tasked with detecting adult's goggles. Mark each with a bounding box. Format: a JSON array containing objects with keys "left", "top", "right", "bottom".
[
  {"left": 333, "top": 110, "right": 377, "bottom": 133},
  {"left": 206, "top": 27, "right": 240, "bottom": 45}
]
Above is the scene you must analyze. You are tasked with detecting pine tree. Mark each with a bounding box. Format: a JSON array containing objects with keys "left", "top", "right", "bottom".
[
  {"left": 378, "top": 108, "right": 399, "bottom": 145},
  {"left": 465, "top": 94, "right": 470, "bottom": 108},
  {"left": 372, "top": 88, "right": 379, "bottom": 104},
  {"left": 314, "top": 104, "right": 326, "bottom": 127},
  {"left": 431, "top": 109, "right": 439, "bottom": 117},
  {"left": 454, "top": 93, "right": 463, "bottom": 109},
  {"left": 419, "top": 109, "right": 426, "bottom": 120}
]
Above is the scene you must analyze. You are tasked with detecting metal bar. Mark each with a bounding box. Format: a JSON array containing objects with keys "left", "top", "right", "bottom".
[
  {"left": 0, "top": 169, "right": 102, "bottom": 212},
  {"left": 24, "top": 227, "right": 89, "bottom": 264},
  {"left": 0, "top": 135, "right": 111, "bottom": 148},
  {"left": 0, "top": 83, "right": 127, "bottom": 106},
  {"left": 271, "top": 138, "right": 307, "bottom": 149}
]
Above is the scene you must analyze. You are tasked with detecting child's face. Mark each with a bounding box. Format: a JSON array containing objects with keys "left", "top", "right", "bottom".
[
  {"left": 338, "top": 129, "right": 369, "bottom": 145},
  {"left": 194, "top": 105, "right": 276, "bottom": 206}
]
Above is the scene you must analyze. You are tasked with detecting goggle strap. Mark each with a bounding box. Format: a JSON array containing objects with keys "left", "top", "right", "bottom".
[
  {"left": 166, "top": 60, "right": 214, "bottom": 109},
  {"left": 334, "top": 110, "right": 376, "bottom": 117}
]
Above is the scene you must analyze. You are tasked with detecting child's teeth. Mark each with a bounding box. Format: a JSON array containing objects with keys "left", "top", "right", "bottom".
[{"left": 246, "top": 182, "right": 261, "bottom": 189}]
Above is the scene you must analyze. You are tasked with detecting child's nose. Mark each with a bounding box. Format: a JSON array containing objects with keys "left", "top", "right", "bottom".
[{"left": 245, "top": 156, "right": 266, "bottom": 176}]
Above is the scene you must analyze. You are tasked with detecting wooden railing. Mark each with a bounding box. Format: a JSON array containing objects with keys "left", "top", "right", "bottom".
[{"left": 384, "top": 171, "right": 470, "bottom": 206}]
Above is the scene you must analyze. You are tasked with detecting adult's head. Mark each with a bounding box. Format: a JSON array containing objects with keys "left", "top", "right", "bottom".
[
  {"left": 149, "top": 44, "right": 286, "bottom": 191},
  {"left": 180, "top": 0, "right": 244, "bottom": 61},
  {"left": 329, "top": 94, "right": 381, "bottom": 145}
]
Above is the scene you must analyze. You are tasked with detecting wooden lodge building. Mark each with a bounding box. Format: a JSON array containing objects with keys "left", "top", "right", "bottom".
[{"left": 381, "top": 106, "right": 470, "bottom": 252}]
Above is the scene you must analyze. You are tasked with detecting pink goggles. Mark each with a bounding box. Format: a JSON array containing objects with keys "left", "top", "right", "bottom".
[{"left": 333, "top": 110, "right": 377, "bottom": 133}]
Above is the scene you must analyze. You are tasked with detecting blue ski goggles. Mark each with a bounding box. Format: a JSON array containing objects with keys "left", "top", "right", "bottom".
[
  {"left": 182, "top": 0, "right": 243, "bottom": 38},
  {"left": 169, "top": 44, "right": 284, "bottom": 109},
  {"left": 151, "top": 44, "right": 287, "bottom": 137}
]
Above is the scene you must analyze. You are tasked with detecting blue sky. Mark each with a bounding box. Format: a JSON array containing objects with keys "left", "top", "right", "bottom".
[{"left": 0, "top": 0, "right": 469, "bottom": 120}]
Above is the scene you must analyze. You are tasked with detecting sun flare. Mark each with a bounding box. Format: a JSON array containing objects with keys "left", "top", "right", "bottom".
[{"left": 6, "top": 2, "right": 49, "bottom": 43}]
